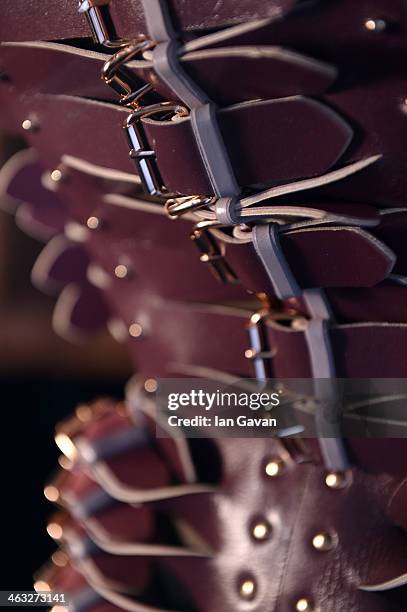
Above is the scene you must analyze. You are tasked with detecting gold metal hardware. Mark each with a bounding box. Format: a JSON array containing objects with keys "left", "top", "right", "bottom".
[{"left": 190, "top": 225, "right": 238, "bottom": 284}]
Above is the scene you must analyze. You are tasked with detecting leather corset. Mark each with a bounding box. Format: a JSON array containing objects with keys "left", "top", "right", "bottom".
[{"left": 0, "top": 1, "right": 406, "bottom": 611}]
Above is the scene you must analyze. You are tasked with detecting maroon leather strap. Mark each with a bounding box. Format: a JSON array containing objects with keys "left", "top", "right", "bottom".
[
  {"left": 76, "top": 288, "right": 407, "bottom": 378},
  {"left": 0, "top": 43, "right": 114, "bottom": 101},
  {"left": 4, "top": 84, "right": 404, "bottom": 207},
  {"left": 2, "top": 156, "right": 401, "bottom": 301},
  {"left": 2, "top": 2, "right": 407, "bottom": 206},
  {"left": 145, "top": 96, "right": 352, "bottom": 194},
  {"left": 0, "top": 41, "right": 336, "bottom": 105},
  {"left": 0, "top": 0, "right": 295, "bottom": 42},
  {"left": 5, "top": 159, "right": 397, "bottom": 299},
  {"left": 225, "top": 227, "right": 394, "bottom": 292},
  {"left": 45, "top": 398, "right": 407, "bottom": 612},
  {"left": 2, "top": 92, "right": 352, "bottom": 191},
  {"left": 326, "top": 282, "right": 407, "bottom": 325},
  {"left": 266, "top": 318, "right": 407, "bottom": 378}
]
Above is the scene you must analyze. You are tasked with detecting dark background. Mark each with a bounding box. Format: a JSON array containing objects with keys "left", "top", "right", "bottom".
[{"left": 0, "top": 377, "right": 124, "bottom": 591}]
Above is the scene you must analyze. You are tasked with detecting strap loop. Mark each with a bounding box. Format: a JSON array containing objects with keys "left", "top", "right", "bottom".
[
  {"left": 252, "top": 223, "right": 301, "bottom": 299},
  {"left": 142, "top": 0, "right": 240, "bottom": 199}
]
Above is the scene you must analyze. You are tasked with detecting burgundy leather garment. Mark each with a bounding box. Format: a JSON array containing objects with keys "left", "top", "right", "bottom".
[
  {"left": 1, "top": 0, "right": 407, "bottom": 611},
  {"left": 0, "top": 41, "right": 337, "bottom": 104},
  {"left": 40, "top": 398, "right": 407, "bottom": 612}
]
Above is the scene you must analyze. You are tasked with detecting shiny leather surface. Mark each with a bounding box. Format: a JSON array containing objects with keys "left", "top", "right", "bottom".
[
  {"left": 2, "top": 1, "right": 407, "bottom": 610},
  {"left": 0, "top": 42, "right": 337, "bottom": 105},
  {"left": 43, "top": 399, "right": 407, "bottom": 611},
  {"left": 0, "top": 0, "right": 295, "bottom": 41}
]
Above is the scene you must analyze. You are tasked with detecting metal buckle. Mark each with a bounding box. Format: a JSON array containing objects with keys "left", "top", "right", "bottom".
[
  {"left": 190, "top": 221, "right": 239, "bottom": 284},
  {"left": 78, "top": 0, "right": 129, "bottom": 47},
  {"left": 165, "top": 195, "right": 215, "bottom": 218},
  {"left": 101, "top": 38, "right": 156, "bottom": 108},
  {"left": 124, "top": 102, "right": 188, "bottom": 196}
]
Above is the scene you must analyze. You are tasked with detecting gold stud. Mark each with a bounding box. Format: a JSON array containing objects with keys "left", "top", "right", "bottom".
[
  {"left": 312, "top": 531, "right": 335, "bottom": 551},
  {"left": 54, "top": 432, "right": 77, "bottom": 461},
  {"left": 34, "top": 580, "right": 51, "bottom": 592},
  {"left": 43, "top": 485, "right": 59, "bottom": 503},
  {"left": 129, "top": 322, "right": 143, "bottom": 338},
  {"left": 21, "top": 117, "right": 38, "bottom": 131},
  {"left": 296, "top": 598, "right": 313, "bottom": 612},
  {"left": 46, "top": 522, "right": 63, "bottom": 540},
  {"left": 325, "top": 471, "right": 350, "bottom": 489},
  {"left": 239, "top": 578, "right": 256, "bottom": 600},
  {"left": 86, "top": 216, "right": 101, "bottom": 230},
  {"left": 144, "top": 378, "right": 158, "bottom": 393},
  {"left": 57, "top": 454, "right": 72, "bottom": 470},
  {"left": 244, "top": 348, "right": 256, "bottom": 359},
  {"left": 364, "top": 18, "right": 386, "bottom": 32},
  {"left": 50, "top": 168, "right": 63, "bottom": 182},
  {"left": 251, "top": 518, "right": 272, "bottom": 542},
  {"left": 265, "top": 457, "right": 285, "bottom": 477},
  {"left": 51, "top": 550, "right": 68, "bottom": 567},
  {"left": 114, "top": 264, "right": 130, "bottom": 279},
  {"left": 75, "top": 403, "right": 93, "bottom": 422}
]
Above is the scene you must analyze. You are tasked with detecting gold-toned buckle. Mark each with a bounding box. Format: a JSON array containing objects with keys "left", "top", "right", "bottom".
[
  {"left": 165, "top": 195, "right": 215, "bottom": 219},
  {"left": 190, "top": 220, "right": 239, "bottom": 284},
  {"left": 101, "top": 38, "right": 156, "bottom": 108}
]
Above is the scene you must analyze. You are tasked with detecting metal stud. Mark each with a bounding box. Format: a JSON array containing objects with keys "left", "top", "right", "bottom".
[
  {"left": 114, "top": 263, "right": 130, "bottom": 279},
  {"left": 251, "top": 518, "right": 272, "bottom": 542},
  {"left": 296, "top": 598, "right": 313, "bottom": 612},
  {"left": 144, "top": 378, "right": 158, "bottom": 393},
  {"left": 21, "top": 117, "right": 38, "bottom": 132},
  {"left": 86, "top": 216, "right": 101, "bottom": 230},
  {"left": 54, "top": 432, "right": 77, "bottom": 461},
  {"left": 364, "top": 18, "right": 387, "bottom": 32},
  {"left": 238, "top": 578, "right": 256, "bottom": 600},
  {"left": 46, "top": 521, "right": 63, "bottom": 541},
  {"left": 43, "top": 485, "right": 59, "bottom": 503},
  {"left": 51, "top": 550, "right": 68, "bottom": 568},
  {"left": 50, "top": 168, "right": 63, "bottom": 182},
  {"left": 325, "top": 471, "right": 350, "bottom": 489},
  {"left": 312, "top": 531, "right": 336, "bottom": 551},
  {"left": 129, "top": 322, "right": 143, "bottom": 338},
  {"left": 57, "top": 455, "right": 72, "bottom": 470},
  {"left": 264, "top": 457, "right": 285, "bottom": 477},
  {"left": 34, "top": 580, "right": 51, "bottom": 593}
]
